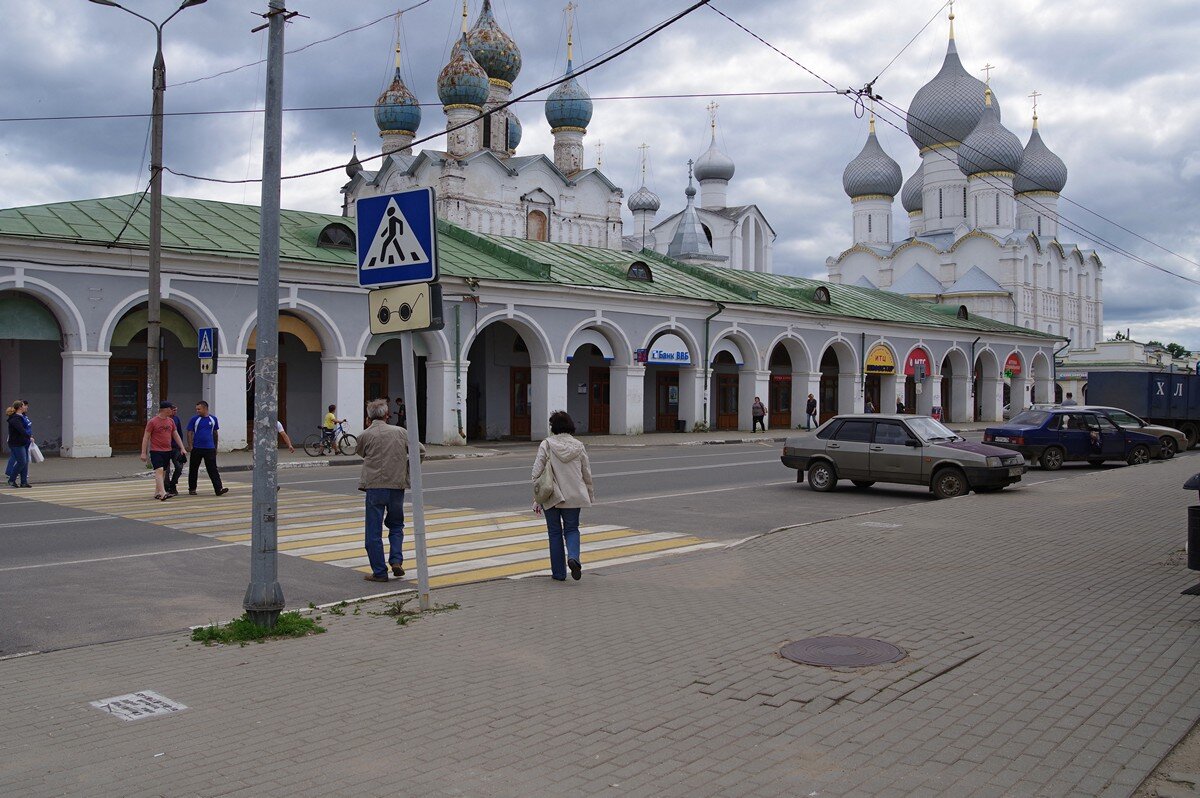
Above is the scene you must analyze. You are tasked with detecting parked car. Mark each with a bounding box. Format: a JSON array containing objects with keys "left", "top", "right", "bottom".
[
  {"left": 983, "top": 408, "right": 1162, "bottom": 470},
  {"left": 1071, "top": 405, "right": 1185, "bottom": 459},
  {"left": 781, "top": 414, "right": 1026, "bottom": 499}
]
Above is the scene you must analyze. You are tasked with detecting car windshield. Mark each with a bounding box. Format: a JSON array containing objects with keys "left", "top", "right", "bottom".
[
  {"left": 1010, "top": 410, "right": 1051, "bottom": 426},
  {"left": 1102, "top": 409, "right": 1144, "bottom": 427},
  {"left": 906, "top": 416, "right": 959, "bottom": 442}
]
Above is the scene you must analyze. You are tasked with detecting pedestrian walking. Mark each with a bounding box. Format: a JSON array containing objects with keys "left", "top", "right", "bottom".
[
  {"left": 356, "top": 398, "right": 424, "bottom": 583},
  {"left": 865, "top": 399, "right": 876, "bottom": 414},
  {"left": 896, "top": 397, "right": 906, "bottom": 414},
  {"left": 531, "top": 410, "right": 595, "bottom": 582},
  {"left": 395, "top": 397, "right": 407, "bottom": 429},
  {"left": 186, "top": 400, "right": 228, "bottom": 496},
  {"left": 805, "top": 393, "right": 818, "bottom": 430},
  {"left": 140, "top": 401, "right": 188, "bottom": 501},
  {"left": 275, "top": 420, "right": 296, "bottom": 453},
  {"left": 165, "top": 404, "right": 186, "bottom": 496},
  {"left": 5, "top": 400, "right": 31, "bottom": 488},
  {"left": 751, "top": 396, "right": 767, "bottom": 432}
]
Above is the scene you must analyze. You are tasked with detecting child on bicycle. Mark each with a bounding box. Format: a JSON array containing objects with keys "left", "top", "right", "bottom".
[{"left": 322, "top": 404, "right": 346, "bottom": 444}]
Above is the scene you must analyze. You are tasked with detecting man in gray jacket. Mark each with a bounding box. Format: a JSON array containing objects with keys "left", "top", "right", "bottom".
[{"left": 356, "top": 398, "right": 425, "bottom": 583}]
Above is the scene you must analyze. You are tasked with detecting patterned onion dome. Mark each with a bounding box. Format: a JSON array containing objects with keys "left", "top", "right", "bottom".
[
  {"left": 374, "top": 68, "right": 422, "bottom": 134},
  {"left": 627, "top": 184, "right": 661, "bottom": 212},
  {"left": 906, "top": 37, "right": 1001, "bottom": 150},
  {"left": 506, "top": 113, "right": 522, "bottom": 151},
  {"left": 465, "top": 0, "right": 521, "bottom": 86},
  {"left": 842, "top": 125, "right": 902, "bottom": 198},
  {"left": 901, "top": 169, "right": 923, "bottom": 212},
  {"left": 957, "top": 90, "right": 1023, "bottom": 176},
  {"left": 437, "top": 34, "right": 490, "bottom": 109},
  {"left": 545, "top": 61, "right": 593, "bottom": 130},
  {"left": 693, "top": 129, "right": 735, "bottom": 182},
  {"left": 1014, "top": 124, "right": 1068, "bottom": 194}
]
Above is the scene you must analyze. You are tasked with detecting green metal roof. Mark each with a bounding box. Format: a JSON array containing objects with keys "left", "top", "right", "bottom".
[{"left": 0, "top": 193, "right": 1057, "bottom": 340}]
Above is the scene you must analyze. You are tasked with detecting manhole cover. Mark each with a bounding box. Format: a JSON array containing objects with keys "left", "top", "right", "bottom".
[{"left": 780, "top": 636, "right": 906, "bottom": 667}]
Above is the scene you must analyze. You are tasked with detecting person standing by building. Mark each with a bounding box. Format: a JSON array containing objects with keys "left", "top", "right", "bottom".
[
  {"left": 531, "top": 411, "right": 595, "bottom": 582},
  {"left": 6, "top": 401, "right": 31, "bottom": 488},
  {"left": 164, "top": 403, "right": 186, "bottom": 497},
  {"left": 1062, "top": 392, "right": 1078, "bottom": 406},
  {"left": 805, "top": 394, "right": 818, "bottom": 429},
  {"left": 141, "top": 401, "right": 187, "bottom": 501},
  {"left": 322, "top": 404, "right": 344, "bottom": 445},
  {"left": 896, "top": 397, "right": 906, "bottom": 414},
  {"left": 751, "top": 396, "right": 767, "bottom": 432},
  {"left": 395, "top": 397, "right": 407, "bottom": 429},
  {"left": 356, "top": 398, "right": 424, "bottom": 583},
  {"left": 865, "top": 399, "right": 876, "bottom": 414},
  {"left": 186, "top": 400, "right": 228, "bottom": 496}
]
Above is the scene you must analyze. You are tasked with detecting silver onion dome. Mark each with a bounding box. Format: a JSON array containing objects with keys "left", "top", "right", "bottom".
[
  {"left": 1014, "top": 123, "right": 1068, "bottom": 194},
  {"left": 627, "top": 184, "right": 661, "bottom": 212},
  {"left": 907, "top": 37, "right": 1001, "bottom": 150},
  {"left": 901, "top": 169, "right": 923, "bottom": 212},
  {"left": 957, "top": 90, "right": 1023, "bottom": 176},
  {"left": 693, "top": 129, "right": 735, "bottom": 182},
  {"left": 842, "top": 124, "right": 903, "bottom": 198}
]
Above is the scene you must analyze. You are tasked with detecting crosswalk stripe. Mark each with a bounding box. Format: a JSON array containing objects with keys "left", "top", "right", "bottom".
[{"left": 14, "top": 478, "right": 718, "bottom": 589}]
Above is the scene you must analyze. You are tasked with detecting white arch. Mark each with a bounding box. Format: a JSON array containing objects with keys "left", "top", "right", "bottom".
[
  {"left": 356, "top": 327, "right": 452, "bottom": 361},
  {"left": 98, "top": 288, "right": 218, "bottom": 352},
  {"left": 459, "top": 308, "right": 555, "bottom": 365},
  {"left": 864, "top": 337, "right": 899, "bottom": 366},
  {"left": 235, "top": 300, "right": 347, "bottom": 356},
  {"left": 559, "top": 317, "right": 633, "bottom": 366},
  {"left": 763, "top": 332, "right": 813, "bottom": 373},
  {"left": 937, "top": 345, "right": 970, "bottom": 374},
  {"left": 974, "top": 346, "right": 1001, "bottom": 380},
  {"left": 0, "top": 274, "right": 86, "bottom": 348},
  {"left": 163, "top": 287, "right": 231, "bottom": 352},
  {"left": 708, "top": 326, "right": 760, "bottom": 368},
  {"left": 641, "top": 322, "right": 702, "bottom": 365},
  {"left": 817, "top": 335, "right": 858, "bottom": 371},
  {"left": 1031, "top": 350, "right": 1053, "bottom": 381},
  {"left": 288, "top": 299, "right": 347, "bottom": 357}
]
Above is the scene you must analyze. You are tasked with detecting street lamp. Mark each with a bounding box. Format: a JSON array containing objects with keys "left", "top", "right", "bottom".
[{"left": 88, "top": 0, "right": 207, "bottom": 423}]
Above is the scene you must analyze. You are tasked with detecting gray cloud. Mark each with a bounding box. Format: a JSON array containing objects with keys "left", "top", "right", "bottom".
[{"left": 1, "top": 0, "right": 1197, "bottom": 346}]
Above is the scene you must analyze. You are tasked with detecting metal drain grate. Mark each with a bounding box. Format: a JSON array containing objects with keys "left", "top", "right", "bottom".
[{"left": 780, "top": 636, "right": 906, "bottom": 667}]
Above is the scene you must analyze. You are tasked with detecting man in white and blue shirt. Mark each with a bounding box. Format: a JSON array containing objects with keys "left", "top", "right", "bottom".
[{"left": 186, "top": 401, "right": 228, "bottom": 496}]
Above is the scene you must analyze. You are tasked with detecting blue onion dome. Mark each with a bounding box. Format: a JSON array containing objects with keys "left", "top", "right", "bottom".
[
  {"left": 374, "top": 68, "right": 422, "bottom": 134},
  {"left": 466, "top": 0, "right": 521, "bottom": 87},
  {"left": 901, "top": 168, "right": 923, "bottom": 212},
  {"left": 842, "top": 122, "right": 902, "bottom": 198},
  {"left": 907, "top": 36, "right": 1001, "bottom": 150},
  {"left": 693, "top": 128, "right": 735, "bottom": 182},
  {"left": 1014, "top": 121, "right": 1068, "bottom": 194},
  {"left": 437, "top": 34, "right": 490, "bottom": 109},
  {"left": 957, "top": 89, "right": 1023, "bottom": 176},
  {"left": 627, "top": 184, "right": 661, "bottom": 212},
  {"left": 506, "top": 113, "right": 522, "bottom": 151},
  {"left": 545, "top": 61, "right": 593, "bottom": 130}
]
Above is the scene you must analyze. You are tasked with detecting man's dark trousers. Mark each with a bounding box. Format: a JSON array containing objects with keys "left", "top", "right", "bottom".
[{"left": 188, "top": 448, "right": 224, "bottom": 493}]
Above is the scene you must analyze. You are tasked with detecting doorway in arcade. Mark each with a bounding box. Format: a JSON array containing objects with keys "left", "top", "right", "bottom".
[
  {"left": 863, "top": 343, "right": 898, "bottom": 416},
  {"left": 565, "top": 344, "right": 610, "bottom": 435},
  {"left": 465, "top": 321, "right": 534, "bottom": 441},
  {"left": 767, "top": 345, "right": 793, "bottom": 429},
  {"left": 712, "top": 350, "right": 739, "bottom": 430},
  {"left": 365, "top": 335, "right": 428, "bottom": 442},
  {"left": 0, "top": 292, "right": 64, "bottom": 453},
  {"left": 246, "top": 313, "right": 323, "bottom": 447},
  {"left": 107, "top": 304, "right": 201, "bottom": 452},
  {"left": 641, "top": 331, "right": 694, "bottom": 433}
]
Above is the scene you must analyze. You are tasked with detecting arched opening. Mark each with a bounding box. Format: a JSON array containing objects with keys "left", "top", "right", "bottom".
[
  {"left": 903, "top": 346, "right": 933, "bottom": 415},
  {"left": 711, "top": 350, "right": 739, "bottom": 430},
  {"left": 364, "top": 334, "right": 431, "bottom": 443},
  {"left": 526, "top": 210, "right": 548, "bottom": 242},
  {"left": 973, "top": 349, "right": 1002, "bottom": 422},
  {"left": 938, "top": 349, "right": 970, "bottom": 423},
  {"left": 767, "top": 345, "right": 793, "bottom": 429},
  {"left": 567, "top": 342, "right": 611, "bottom": 435},
  {"left": 0, "top": 292, "right": 64, "bottom": 454},
  {"left": 818, "top": 343, "right": 856, "bottom": 423},
  {"left": 465, "top": 320, "right": 547, "bottom": 441},
  {"left": 108, "top": 303, "right": 200, "bottom": 452},
  {"left": 246, "top": 312, "right": 325, "bottom": 444},
  {"left": 863, "top": 342, "right": 898, "bottom": 415},
  {"left": 641, "top": 331, "right": 694, "bottom": 433}
]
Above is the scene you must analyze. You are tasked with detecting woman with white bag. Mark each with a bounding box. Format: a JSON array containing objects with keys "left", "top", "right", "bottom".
[
  {"left": 6, "top": 400, "right": 32, "bottom": 488},
  {"left": 531, "top": 411, "right": 595, "bottom": 581}
]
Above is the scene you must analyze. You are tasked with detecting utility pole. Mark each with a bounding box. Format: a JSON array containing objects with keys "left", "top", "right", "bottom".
[
  {"left": 87, "top": 0, "right": 207, "bottom": 425},
  {"left": 243, "top": 0, "right": 289, "bottom": 629}
]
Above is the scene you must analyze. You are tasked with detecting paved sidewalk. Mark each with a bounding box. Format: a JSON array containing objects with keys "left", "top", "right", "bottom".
[{"left": 3, "top": 453, "right": 1198, "bottom": 795}]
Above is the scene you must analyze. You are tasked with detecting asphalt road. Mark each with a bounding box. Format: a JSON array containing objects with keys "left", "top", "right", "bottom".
[{"left": 2, "top": 439, "right": 1194, "bottom": 657}]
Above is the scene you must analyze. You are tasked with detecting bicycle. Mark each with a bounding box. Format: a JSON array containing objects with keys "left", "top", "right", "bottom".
[{"left": 303, "top": 422, "right": 357, "bottom": 457}]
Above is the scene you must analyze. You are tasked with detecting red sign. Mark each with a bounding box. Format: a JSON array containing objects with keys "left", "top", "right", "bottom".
[
  {"left": 1005, "top": 353, "right": 1022, "bottom": 376},
  {"left": 904, "top": 348, "right": 931, "bottom": 376}
]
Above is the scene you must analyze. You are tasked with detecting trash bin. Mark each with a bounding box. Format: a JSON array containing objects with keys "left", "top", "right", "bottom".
[{"left": 675, "top": 419, "right": 687, "bottom": 433}]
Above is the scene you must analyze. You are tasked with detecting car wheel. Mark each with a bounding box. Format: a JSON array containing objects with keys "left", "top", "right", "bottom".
[
  {"left": 807, "top": 462, "right": 836, "bottom": 492},
  {"left": 1159, "top": 436, "right": 1178, "bottom": 460},
  {"left": 1039, "top": 447, "right": 1064, "bottom": 471},
  {"left": 1181, "top": 423, "right": 1199, "bottom": 450},
  {"left": 1127, "top": 444, "right": 1151, "bottom": 466},
  {"left": 851, "top": 480, "right": 875, "bottom": 489},
  {"left": 931, "top": 467, "right": 969, "bottom": 499}
]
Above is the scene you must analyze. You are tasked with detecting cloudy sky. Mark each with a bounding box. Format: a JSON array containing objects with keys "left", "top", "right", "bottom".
[{"left": 2, "top": 0, "right": 1198, "bottom": 349}]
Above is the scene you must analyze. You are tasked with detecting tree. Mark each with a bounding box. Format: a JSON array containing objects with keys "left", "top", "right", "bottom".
[{"left": 1147, "top": 340, "right": 1192, "bottom": 358}]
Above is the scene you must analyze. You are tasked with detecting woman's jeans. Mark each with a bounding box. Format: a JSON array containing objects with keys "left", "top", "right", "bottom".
[
  {"left": 806, "top": 412, "right": 818, "bottom": 429},
  {"left": 543, "top": 507, "right": 581, "bottom": 580},
  {"left": 5, "top": 445, "right": 29, "bottom": 485}
]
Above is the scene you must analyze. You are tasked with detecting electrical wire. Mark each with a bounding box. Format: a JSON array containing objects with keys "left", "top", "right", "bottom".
[
  {"left": 160, "top": 0, "right": 714, "bottom": 185},
  {"left": 868, "top": 0, "right": 950, "bottom": 86}
]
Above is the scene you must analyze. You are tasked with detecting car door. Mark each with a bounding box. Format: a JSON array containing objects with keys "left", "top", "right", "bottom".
[
  {"left": 1058, "top": 412, "right": 1091, "bottom": 461},
  {"left": 1094, "top": 415, "right": 1126, "bottom": 459},
  {"left": 869, "top": 420, "right": 923, "bottom": 484},
  {"left": 826, "top": 419, "right": 873, "bottom": 479}
]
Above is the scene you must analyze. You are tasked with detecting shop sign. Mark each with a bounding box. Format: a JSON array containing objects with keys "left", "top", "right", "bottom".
[
  {"left": 904, "top": 347, "right": 931, "bottom": 377},
  {"left": 865, "top": 344, "right": 896, "bottom": 375},
  {"left": 646, "top": 333, "right": 691, "bottom": 365},
  {"left": 1005, "top": 353, "right": 1023, "bottom": 377}
]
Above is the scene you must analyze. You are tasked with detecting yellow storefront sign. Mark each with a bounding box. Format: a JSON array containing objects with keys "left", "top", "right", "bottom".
[{"left": 865, "top": 344, "right": 896, "bottom": 374}]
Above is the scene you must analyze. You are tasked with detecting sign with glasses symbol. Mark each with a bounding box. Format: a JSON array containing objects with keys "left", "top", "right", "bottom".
[{"left": 368, "top": 282, "right": 444, "bottom": 334}]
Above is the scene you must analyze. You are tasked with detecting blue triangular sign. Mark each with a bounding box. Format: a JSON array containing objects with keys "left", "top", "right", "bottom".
[{"left": 198, "top": 330, "right": 213, "bottom": 356}]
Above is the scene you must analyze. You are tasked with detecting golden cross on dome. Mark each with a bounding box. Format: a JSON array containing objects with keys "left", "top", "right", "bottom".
[
  {"left": 394, "top": 10, "right": 403, "bottom": 68},
  {"left": 595, "top": 140, "right": 604, "bottom": 169},
  {"left": 948, "top": 0, "right": 955, "bottom": 39},
  {"left": 980, "top": 62, "right": 995, "bottom": 85},
  {"left": 461, "top": 0, "right": 468, "bottom": 33}
]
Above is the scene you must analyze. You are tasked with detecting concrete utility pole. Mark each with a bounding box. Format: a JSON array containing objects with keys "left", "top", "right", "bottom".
[
  {"left": 243, "top": 0, "right": 289, "bottom": 628},
  {"left": 88, "top": 0, "right": 207, "bottom": 423}
]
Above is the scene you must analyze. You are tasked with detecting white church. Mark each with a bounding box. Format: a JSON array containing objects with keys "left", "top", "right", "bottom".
[{"left": 826, "top": 5, "right": 1103, "bottom": 357}]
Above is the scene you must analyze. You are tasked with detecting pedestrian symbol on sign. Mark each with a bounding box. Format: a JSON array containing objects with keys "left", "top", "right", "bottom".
[
  {"left": 362, "top": 199, "right": 430, "bottom": 270},
  {"left": 198, "top": 329, "right": 213, "bottom": 356}
]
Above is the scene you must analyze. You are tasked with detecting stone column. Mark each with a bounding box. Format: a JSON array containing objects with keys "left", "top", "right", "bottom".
[
  {"left": 321, "top": 356, "right": 366, "bottom": 435},
  {"left": 610, "top": 364, "right": 645, "bottom": 436},
  {"left": 680, "top": 366, "right": 707, "bottom": 431},
  {"left": 425, "top": 359, "right": 466, "bottom": 446},
  {"left": 981, "top": 375, "right": 1004, "bottom": 422},
  {"left": 61, "top": 351, "right": 112, "bottom": 458},
  {"left": 204, "top": 353, "right": 249, "bottom": 451},
  {"left": 739, "top": 369, "right": 770, "bottom": 431},
  {"left": 531, "top": 363, "right": 570, "bottom": 442}
]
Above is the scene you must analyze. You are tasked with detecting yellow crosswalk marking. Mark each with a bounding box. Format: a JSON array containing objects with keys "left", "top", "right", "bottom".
[{"left": 15, "top": 478, "right": 722, "bottom": 589}]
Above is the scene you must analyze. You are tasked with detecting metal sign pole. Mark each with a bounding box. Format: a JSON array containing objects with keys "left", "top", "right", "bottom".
[{"left": 401, "top": 330, "right": 431, "bottom": 610}]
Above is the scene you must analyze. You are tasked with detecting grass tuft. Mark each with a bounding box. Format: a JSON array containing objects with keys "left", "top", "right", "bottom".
[{"left": 191, "top": 611, "right": 325, "bottom": 646}]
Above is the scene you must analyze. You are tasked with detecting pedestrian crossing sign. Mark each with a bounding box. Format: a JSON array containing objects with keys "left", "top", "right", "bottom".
[
  {"left": 356, "top": 187, "right": 439, "bottom": 287},
  {"left": 197, "top": 327, "right": 217, "bottom": 358}
]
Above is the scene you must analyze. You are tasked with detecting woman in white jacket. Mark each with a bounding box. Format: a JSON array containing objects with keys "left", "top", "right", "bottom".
[{"left": 531, "top": 411, "right": 595, "bottom": 581}]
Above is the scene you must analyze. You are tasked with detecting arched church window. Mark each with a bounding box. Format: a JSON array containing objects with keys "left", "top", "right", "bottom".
[
  {"left": 526, "top": 210, "right": 548, "bottom": 242},
  {"left": 701, "top": 224, "right": 713, "bottom": 248},
  {"left": 482, "top": 112, "right": 491, "bottom": 150},
  {"left": 956, "top": 305, "right": 969, "bottom": 320},
  {"left": 627, "top": 261, "right": 652, "bottom": 282},
  {"left": 317, "top": 222, "right": 355, "bottom": 250},
  {"left": 1023, "top": 256, "right": 1031, "bottom": 285}
]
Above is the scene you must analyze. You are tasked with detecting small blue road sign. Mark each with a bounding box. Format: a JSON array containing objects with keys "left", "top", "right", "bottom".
[
  {"left": 356, "top": 187, "right": 439, "bottom": 287},
  {"left": 197, "top": 327, "right": 217, "bottom": 358}
]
